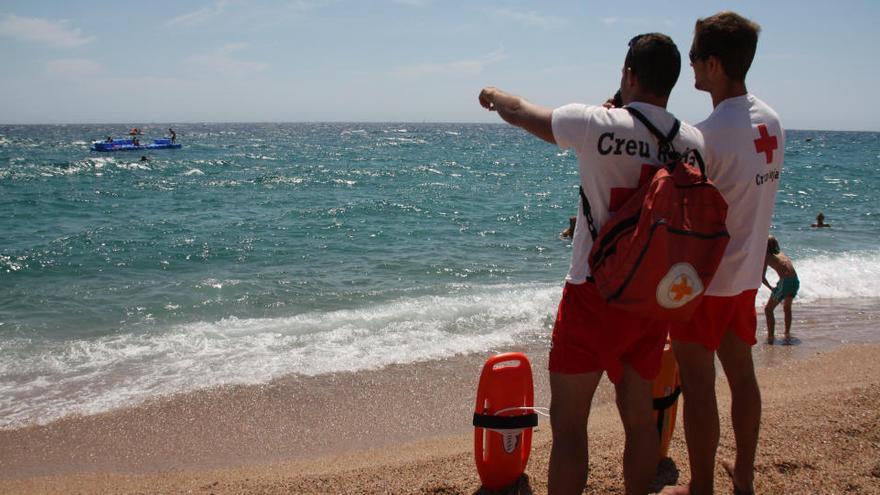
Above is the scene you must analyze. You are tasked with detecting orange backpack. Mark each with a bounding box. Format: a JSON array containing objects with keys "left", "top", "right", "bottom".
[{"left": 579, "top": 107, "right": 730, "bottom": 321}]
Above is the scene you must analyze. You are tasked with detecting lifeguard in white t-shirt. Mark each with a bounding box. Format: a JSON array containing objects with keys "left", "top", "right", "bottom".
[{"left": 666, "top": 12, "right": 785, "bottom": 495}]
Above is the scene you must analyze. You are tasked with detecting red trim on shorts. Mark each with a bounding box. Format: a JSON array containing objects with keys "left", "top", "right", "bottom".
[
  {"left": 548, "top": 282, "right": 668, "bottom": 384},
  {"left": 669, "top": 289, "right": 758, "bottom": 351}
]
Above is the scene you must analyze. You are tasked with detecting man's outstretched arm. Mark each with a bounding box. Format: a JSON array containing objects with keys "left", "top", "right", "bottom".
[{"left": 478, "top": 87, "right": 555, "bottom": 144}]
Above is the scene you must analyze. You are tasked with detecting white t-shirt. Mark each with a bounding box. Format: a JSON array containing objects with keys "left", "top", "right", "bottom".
[
  {"left": 699, "top": 94, "right": 785, "bottom": 296},
  {"left": 552, "top": 102, "right": 705, "bottom": 284}
]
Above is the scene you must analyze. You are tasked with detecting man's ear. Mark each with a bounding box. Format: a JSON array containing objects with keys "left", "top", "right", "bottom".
[
  {"left": 706, "top": 56, "right": 724, "bottom": 80},
  {"left": 624, "top": 67, "right": 638, "bottom": 89}
]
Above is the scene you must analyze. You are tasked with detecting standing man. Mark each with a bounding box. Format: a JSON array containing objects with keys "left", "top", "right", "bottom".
[
  {"left": 664, "top": 11, "right": 784, "bottom": 495},
  {"left": 480, "top": 33, "right": 703, "bottom": 495}
]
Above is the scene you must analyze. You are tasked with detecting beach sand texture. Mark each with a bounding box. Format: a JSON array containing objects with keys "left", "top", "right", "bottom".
[{"left": 1, "top": 341, "right": 879, "bottom": 494}]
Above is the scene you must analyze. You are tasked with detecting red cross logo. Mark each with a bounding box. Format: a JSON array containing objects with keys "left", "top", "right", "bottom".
[
  {"left": 753, "top": 124, "right": 778, "bottom": 165},
  {"left": 609, "top": 165, "right": 657, "bottom": 212},
  {"left": 669, "top": 275, "right": 693, "bottom": 301}
]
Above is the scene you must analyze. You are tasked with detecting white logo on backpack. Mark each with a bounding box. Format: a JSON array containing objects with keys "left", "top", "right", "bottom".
[{"left": 656, "top": 263, "right": 704, "bottom": 309}]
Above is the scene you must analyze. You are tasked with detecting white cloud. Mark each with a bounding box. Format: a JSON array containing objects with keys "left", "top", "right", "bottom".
[
  {"left": 0, "top": 14, "right": 94, "bottom": 47},
  {"left": 491, "top": 9, "right": 567, "bottom": 30},
  {"left": 46, "top": 58, "right": 102, "bottom": 78},
  {"left": 165, "top": 0, "right": 229, "bottom": 28},
  {"left": 188, "top": 43, "right": 268, "bottom": 77},
  {"left": 164, "top": 1, "right": 337, "bottom": 31},
  {"left": 391, "top": 48, "right": 509, "bottom": 78}
]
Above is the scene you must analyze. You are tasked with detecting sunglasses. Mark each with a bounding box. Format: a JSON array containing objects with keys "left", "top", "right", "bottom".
[{"left": 688, "top": 47, "right": 709, "bottom": 63}]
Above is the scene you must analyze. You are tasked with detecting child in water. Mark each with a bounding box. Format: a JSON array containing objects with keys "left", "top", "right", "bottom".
[
  {"left": 559, "top": 216, "right": 576, "bottom": 239},
  {"left": 763, "top": 235, "right": 799, "bottom": 344},
  {"left": 811, "top": 212, "right": 831, "bottom": 228}
]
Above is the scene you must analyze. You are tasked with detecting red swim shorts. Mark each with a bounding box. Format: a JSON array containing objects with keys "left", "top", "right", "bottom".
[
  {"left": 548, "top": 281, "right": 668, "bottom": 384},
  {"left": 669, "top": 289, "right": 758, "bottom": 351}
]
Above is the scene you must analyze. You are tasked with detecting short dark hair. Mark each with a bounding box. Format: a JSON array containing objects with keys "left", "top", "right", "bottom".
[
  {"left": 693, "top": 11, "right": 761, "bottom": 81},
  {"left": 767, "top": 235, "right": 780, "bottom": 255},
  {"left": 623, "top": 33, "right": 681, "bottom": 98}
]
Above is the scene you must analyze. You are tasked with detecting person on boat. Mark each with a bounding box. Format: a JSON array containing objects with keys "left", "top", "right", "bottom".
[
  {"left": 811, "top": 212, "right": 831, "bottom": 228},
  {"left": 762, "top": 235, "right": 798, "bottom": 344},
  {"left": 105, "top": 136, "right": 113, "bottom": 143},
  {"left": 133, "top": 137, "right": 140, "bottom": 147},
  {"left": 168, "top": 128, "right": 177, "bottom": 144}
]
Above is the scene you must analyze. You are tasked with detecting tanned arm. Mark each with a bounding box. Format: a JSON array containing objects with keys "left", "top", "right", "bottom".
[{"left": 478, "top": 87, "right": 555, "bottom": 144}]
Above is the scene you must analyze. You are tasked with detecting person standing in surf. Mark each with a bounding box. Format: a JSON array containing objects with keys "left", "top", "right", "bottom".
[
  {"left": 663, "top": 11, "right": 785, "bottom": 495},
  {"left": 762, "top": 235, "right": 799, "bottom": 344},
  {"left": 479, "top": 33, "right": 704, "bottom": 495}
]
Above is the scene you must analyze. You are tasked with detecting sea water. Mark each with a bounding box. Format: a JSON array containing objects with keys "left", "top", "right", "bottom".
[{"left": 1, "top": 124, "right": 878, "bottom": 428}]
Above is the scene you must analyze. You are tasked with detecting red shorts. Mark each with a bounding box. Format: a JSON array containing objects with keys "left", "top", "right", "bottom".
[
  {"left": 548, "top": 282, "right": 668, "bottom": 384},
  {"left": 669, "top": 289, "right": 758, "bottom": 351}
]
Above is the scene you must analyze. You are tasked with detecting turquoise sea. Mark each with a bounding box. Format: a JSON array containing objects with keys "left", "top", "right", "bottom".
[{"left": 1, "top": 124, "right": 879, "bottom": 429}]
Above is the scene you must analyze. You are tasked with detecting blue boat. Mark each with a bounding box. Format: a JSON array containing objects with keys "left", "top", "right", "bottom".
[{"left": 92, "top": 138, "right": 181, "bottom": 152}]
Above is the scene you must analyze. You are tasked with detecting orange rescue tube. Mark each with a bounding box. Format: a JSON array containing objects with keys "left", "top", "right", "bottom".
[
  {"left": 473, "top": 352, "right": 536, "bottom": 492},
  {"left": 652, "top": 338, "right": 681, "bottom": 460}
]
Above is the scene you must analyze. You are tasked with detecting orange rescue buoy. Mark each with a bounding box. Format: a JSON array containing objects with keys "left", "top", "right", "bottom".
[
  {"left": 652, "top": 338, "right": 681, "bottom": 460},
  {"left": 472, "top": 352, "right": 537, "bottom": 492}
]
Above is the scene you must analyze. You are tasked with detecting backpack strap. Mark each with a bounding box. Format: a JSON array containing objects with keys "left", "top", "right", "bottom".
[
  {"left": 685, "top": 147, "right": 709, "bottom": 182},
  {"left": 626, "top": 106, "right": 680, "bottom": 162},
  {"left": 625, "top": 106, "right": 709, "bottom": 180},
  {"left": 579, "top": 186, "right": 599, "bottom": 241},
  {"left": 626, "top": 107, "right": 679, "bottom": 148}
]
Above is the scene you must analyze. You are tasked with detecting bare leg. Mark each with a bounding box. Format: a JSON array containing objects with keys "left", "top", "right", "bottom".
[
  {"left": 614, "top": 364, "right": 659, "bottom": 495},
  {"left": 782, "top": 296, "right": 794, "bottom": 341},
  {"left": 671, "top": 340, "right": 718, "bottom": 495},
  {"left": 717, "top": 331, "right": 761, "bottom": 495},
  {"left": 548, "top": 371, "right": 602, "bottom": 495},
  {"left": 764, "top": 298, "right": 779, "bottom": 344}
]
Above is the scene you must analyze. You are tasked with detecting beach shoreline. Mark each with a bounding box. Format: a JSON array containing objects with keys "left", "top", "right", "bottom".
[{"left": 2, "top": 336, "right": 880, "bottom": 494}]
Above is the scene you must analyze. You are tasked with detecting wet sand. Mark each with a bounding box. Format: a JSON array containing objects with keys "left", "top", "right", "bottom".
[{"left": 2, "top": 313, "right": 880, "bottom": 494}]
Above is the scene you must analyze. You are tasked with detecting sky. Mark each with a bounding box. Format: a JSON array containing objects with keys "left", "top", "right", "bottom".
[{"left": 1, "top": 1, "right": 878, "bottom": 131}]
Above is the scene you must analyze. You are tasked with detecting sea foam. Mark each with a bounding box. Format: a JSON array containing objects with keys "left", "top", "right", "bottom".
[
  {"left": 2, "top": 250, "right": 880, "bottom": 429},
  {"left": 0, "top": 283, "right": 559, "bottom": 429},
  {"left": 758, "top": 249, "right": 880, "bottom": 303}
]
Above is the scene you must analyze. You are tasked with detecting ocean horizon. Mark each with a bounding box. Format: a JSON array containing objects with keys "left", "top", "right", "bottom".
[{"left": 4, "top": 122, "right": 880, "bottom": 132}]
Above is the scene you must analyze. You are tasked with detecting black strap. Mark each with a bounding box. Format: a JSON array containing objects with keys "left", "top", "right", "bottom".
[
  {"left": 687, "top": 147, "right": 708, "bottom": 181},
  {"left": 626, "top": 107, "right": 680, "bottom": 151},
  {"left": 627, "top": 106, "right": 681, "bottom": 165},
  {"left": 473, "top": 412, "right": 539, "bottom": 430},
  {"left": 653, "top": 386, "right": 681, "bottom": 437},
  {"left": 627, "top": 106, "right": 708, "bottom": 181},
  {"left": 578, "top": 186, "right": 599, "bottom": 241},
  {"left": 652, "top": 386, "right": 682, "bottom": 411}
]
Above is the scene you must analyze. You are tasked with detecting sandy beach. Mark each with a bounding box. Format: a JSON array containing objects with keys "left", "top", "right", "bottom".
[{"left": 2, "top": 331, "right": 879, "bottom": 494}]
